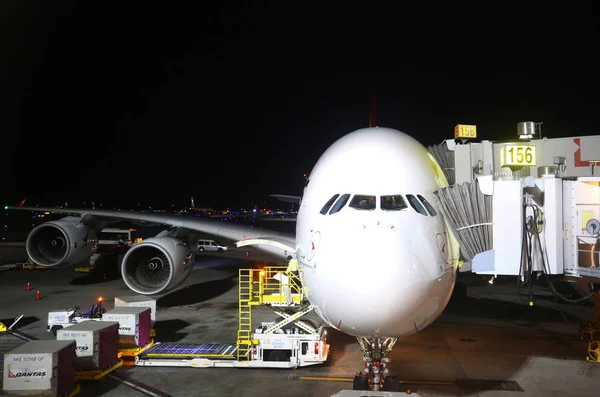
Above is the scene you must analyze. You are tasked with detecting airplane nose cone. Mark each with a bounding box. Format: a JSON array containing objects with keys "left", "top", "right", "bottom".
[{"left": 312, "top": 217, "right": 454, "bottom": 337}]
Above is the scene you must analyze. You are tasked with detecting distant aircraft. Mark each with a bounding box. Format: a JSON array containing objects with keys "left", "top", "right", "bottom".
[{"left": 9, "top": 127, "right": 460, "bottom": 391}]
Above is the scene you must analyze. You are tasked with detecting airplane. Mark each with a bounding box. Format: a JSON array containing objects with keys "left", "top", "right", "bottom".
[{"left": 8, "top": 127, "right": 460, "bottom": 391}]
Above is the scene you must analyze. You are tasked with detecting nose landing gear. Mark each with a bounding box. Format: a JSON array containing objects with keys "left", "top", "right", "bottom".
[{"left": 353, "top": 335, "right": 399, "bottom": 391}]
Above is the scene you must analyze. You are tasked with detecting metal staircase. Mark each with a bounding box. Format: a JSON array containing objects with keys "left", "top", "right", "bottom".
[
  {"left": 237, "top": 269, "right": 254, "bottom": 361},
  {"left": 236, "top": 266, "right": 306, "bottom": 361}
]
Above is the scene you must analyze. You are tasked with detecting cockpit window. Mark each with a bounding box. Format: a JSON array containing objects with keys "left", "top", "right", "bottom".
[
  {"left": 406, "top": 194, "right": 428, "bottom": 216},
  {"left": 380, "top": 195, "right": 408, "bottom": 211},
  {"left": 329, "top": 193, "right": 351, "bottom": 214},
  {"left": 417, "top": 194, "right": 437, "bottom": 216},
  {"left": 320, "top": 194, "right": 339, "bottom": 215},
  {"left": 349, "top": 195, "right": 376, "bottom": 210}
]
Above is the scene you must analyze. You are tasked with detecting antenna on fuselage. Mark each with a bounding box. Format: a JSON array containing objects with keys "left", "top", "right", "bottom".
[{"left": 369, "top": 91, "right": 376, "bottom": 128}]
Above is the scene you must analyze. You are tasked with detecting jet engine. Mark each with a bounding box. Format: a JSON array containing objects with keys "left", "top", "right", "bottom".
[
  {"left": 121, "top": 237, "right": 194, "bottom": 295},
  {"left": 26, "top": 218, "right": 97, "bottom": 267}
]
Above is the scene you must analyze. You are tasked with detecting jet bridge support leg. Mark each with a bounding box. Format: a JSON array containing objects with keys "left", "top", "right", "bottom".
[{"left": 353, "top": 336, "right": 398, "bottom": 392}]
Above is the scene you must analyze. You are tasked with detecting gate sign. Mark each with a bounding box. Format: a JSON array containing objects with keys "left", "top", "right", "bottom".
[
  {"left": 500, "top": 144, "right": 536, "bottom": 167},
  {"left": 454, "top": 124, "right": 477, "bottom": 139}
]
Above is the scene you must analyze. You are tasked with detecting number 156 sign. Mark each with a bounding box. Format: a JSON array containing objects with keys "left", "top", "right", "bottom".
[
  {"left": 500, "top": 145, "right": 536, "bottom": 167},
  {"left": 454, "top": 124, "right": 477, "bottom": 139}
]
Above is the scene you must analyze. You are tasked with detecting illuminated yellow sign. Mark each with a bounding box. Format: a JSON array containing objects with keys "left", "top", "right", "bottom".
[
  {"left": 500, "top": 145, "right": 536, "bottom": 167},
  {"left": 454, "top": 124, "right": 477, "bottom": 139}
]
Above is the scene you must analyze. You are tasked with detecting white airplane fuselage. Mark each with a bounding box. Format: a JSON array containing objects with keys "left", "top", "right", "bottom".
[{"left": 296, "top": 127, "right": 460, "bottom": 338}]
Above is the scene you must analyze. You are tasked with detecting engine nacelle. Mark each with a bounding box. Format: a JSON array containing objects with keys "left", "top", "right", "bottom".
[
  {"left": 121, "top": 237, "right": 194, "bottom": 295},
  {"left": 26, "top": 219, "right": 97, "bottom": 267}
]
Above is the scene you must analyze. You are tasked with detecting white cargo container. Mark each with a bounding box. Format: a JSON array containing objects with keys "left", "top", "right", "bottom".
[
  {"left": 103, "top": 307, "right": 151, "bottom": 348},
  {"left": 3, "top": 340, "right": 76, "bottom": 397},
  {"left": 114, "top": 295, "right": 157, "bottom": 321},
  {"left": 56, "top": 321, "right": 120, "bottom": 370}
]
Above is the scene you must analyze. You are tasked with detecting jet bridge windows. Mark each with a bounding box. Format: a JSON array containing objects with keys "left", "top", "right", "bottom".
[
  {"left": 417, "top": 194, "right": 437, "bottom": 216},
  {"left": 406, "top": 194, "right": 428, "bottom": 216},
  {"left": 320, "top": 194, "right": 340, "bottom": 215},
  {"left": 329, "top": 193, "right": 351, "bottom": 214},
  {"left": 349, "top": 194, "right": 376, "bottom": 210},
  {"left": 380, "top": 195, "right": 408, "bottom": 211}
]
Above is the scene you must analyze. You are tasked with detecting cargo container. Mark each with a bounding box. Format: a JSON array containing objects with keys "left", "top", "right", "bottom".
[
  {"left": 3, "top": 340, "right": 76, "bottom": 397},
  {"left": 56, "top": 321, "right": 120, "bottom": 371},
  {"left": 114, "top": 295, "right": 156, "bottom": 321},
  {"left": 102, "top": 307, "right": 151, "bottom": 348}
]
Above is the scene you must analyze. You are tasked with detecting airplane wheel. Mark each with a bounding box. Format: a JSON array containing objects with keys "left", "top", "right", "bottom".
[
  {"left": 383, "top": 375, "right": 400, "bottom": 391},
  {"left": 352, "top": 373, "right": 369, "bottom": 390}
]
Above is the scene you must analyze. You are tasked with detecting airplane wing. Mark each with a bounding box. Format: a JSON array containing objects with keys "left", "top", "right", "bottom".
[{"left": 8, "top": 206, "right": 296, "bottom": 260}]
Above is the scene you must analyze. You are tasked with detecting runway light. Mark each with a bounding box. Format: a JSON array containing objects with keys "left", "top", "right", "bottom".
[{"left": 3, "top": 206, "right": 7, "bottom": 210}]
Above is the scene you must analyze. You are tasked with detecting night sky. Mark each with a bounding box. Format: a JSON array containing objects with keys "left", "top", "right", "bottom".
[{"left": 1, "top": 2, "right": 598, "bottom": 209}]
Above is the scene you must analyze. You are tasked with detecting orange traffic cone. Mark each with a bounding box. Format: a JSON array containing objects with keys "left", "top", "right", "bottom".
[
  {"left": 35, "top": 290, "right": 41, "bottom": 300},
  {"left": 26, "top": 282, "right": 31, "bottom": 291}
]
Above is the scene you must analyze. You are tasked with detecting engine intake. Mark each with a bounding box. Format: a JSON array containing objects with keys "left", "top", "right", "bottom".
[
  {"left": 121, "top": 237, "right": 194, "bottom": 295},
  {"left": 26, "top": 219, "right": 97, "bottom": 267}
]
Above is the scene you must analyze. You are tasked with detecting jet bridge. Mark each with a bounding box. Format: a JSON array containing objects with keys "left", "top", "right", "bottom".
[
  {"left": 429, "top": 124, "right": 600, "bottom": 362},
  {"left": 428, "top": 125, "right": 600, "bottom": 283}
]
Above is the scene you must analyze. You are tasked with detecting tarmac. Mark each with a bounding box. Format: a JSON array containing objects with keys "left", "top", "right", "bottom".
[{"left": 0, "top": 243, "right": 599, "bottom": 397}]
